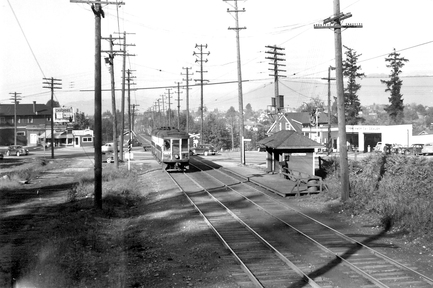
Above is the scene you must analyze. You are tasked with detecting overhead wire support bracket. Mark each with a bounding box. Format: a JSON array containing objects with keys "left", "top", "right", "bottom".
[
  {"left": 314, "top": 23, "right": 363, "bottom": 29},
  {"left": 70, "top": 0, "right": 124, "bottom": 4}
]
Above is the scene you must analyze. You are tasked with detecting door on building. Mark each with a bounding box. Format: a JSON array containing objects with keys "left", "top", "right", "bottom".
[
  {"left": 364, "top": 133, "right": 381, "bottom": 152},
  {"left": 30, "top": 134, "right": 39, "bottom": 145}
]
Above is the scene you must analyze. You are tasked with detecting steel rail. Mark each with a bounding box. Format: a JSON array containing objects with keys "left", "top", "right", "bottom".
[
  {"left": 166, "top": 171, "right": 264, "bottom": 288},
  {"left": 168, "top": 169, "right": 321, "bottom": 288},
  {"left": 191, "top": 158, "right": 433, "bottom": 287}
]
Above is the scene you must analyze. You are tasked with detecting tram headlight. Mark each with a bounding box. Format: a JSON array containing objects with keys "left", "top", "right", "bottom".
[{"left": 175, "top": 154, "right": 180, "bottom": 159}]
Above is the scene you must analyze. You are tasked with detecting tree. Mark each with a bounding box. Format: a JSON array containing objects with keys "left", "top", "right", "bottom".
[
  {"left": 381, "top": 48, "right": 409, "bottom": 124},
  {"left": 73, "top": 112, "right": 92, "bottom": 130},
  {"left": 342, "top": 46, "right": 365, "bottom": 125},
  {"left": 245, "top": 103, "right": 253, "bottom": 120},
  {"left": 46, "top": 99, "right": 60, "bottom": 108},
  {"left": 225, "top": 106, "right": 238, "bottom": 150},
  {"left": 298, "top": 97, "right": 325, "bottom": 126}
]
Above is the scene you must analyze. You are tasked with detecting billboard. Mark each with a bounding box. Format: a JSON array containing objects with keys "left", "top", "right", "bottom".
[{"left": 54, "top": 107, "right": 75, "bottom": 123}]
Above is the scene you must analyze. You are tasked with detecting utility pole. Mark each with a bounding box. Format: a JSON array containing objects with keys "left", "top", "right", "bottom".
[
  {"left": 102, "top": 34, "right": 123, "bottom": 168},
  {"left": 70, "top": 0, "right": 124, "bottom": 210},
  {"left": 160, "top": 95, "right": 166, "bottom": 126},
  {"left": 114, "top": 31, "right": 135, "bottom": 162},
  {"left": 322, "top": 66, "right": 336, "bottom": 155},
  {"left": 131, "top": 104, "right": 139, "bottom": 131},
  {"left": 165, "top": 88, "right": 172, "bottom": 127},
  {"left": 193, "top": 44, "right": 210, "bottom": 144},
  {"left": 314, "top": 0, "right": 362, "bottom": 201},
  {"left": 126, "top": 69, "right": 136, "bottom": 149},
  {"left": 175, "top": 82, "right": 183, "bottom": 129},
  {"left": 181, "top": 67, "right": 193, "bottom": 134},
  {"left": 42, "top": 77, "right": 62, "bottom": 159},
  {"left": 224, "top": 0, "right": 246, "bottom": 165},
  {"left": 9, "top": 92, "right": 22, "bottom": 146},
  {"left": 265, "top": 45, "right": 286, "bottom": 114},
  {"left": 157, "top": 98, "right": 161, "bottom": 127}
]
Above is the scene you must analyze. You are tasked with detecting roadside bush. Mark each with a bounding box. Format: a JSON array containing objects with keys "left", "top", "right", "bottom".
[
  {"left": 68, "top": 165, "right": 141, "bottom": 204},
  {"left": 344, "top": 154, "right": 386, "bottom": 214},
  {"left": 375, "top": 155, "right": 433, "bottom": 233},
  {"left": 331, "top": 153, "right": 433, "bottom": 235}
]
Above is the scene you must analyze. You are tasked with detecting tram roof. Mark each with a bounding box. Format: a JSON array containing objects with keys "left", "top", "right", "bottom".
[{"left": 152, "top": 127, "right": 189, "bottom": 138}]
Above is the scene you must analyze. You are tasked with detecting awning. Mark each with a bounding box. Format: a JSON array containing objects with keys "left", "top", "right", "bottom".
[{"left": 38, "top": 131, "right": 70, "bottom": 139}]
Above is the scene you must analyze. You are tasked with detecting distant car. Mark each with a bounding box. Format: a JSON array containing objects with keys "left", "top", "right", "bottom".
[
  {"left": 6, "top": 145, "right": 29, "bottom": 156},
  {"left": 101, "top": 143, "right": 119, "bottom": 154},
  {"left": 411, "top": 143, "right": 424, "bottom": 156},
  {"left": 421, "top": 143, "right": 433, "bottom": 156},
  {"left": 191, "top": 144, "right": 217, "bottom": 155}
]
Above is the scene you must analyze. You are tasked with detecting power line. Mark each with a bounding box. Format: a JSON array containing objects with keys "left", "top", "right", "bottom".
[{"left": 7, "top": 0, "right": 46, "bottom": 79}]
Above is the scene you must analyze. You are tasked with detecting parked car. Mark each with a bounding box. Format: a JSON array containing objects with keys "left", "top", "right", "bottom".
[
  {"left": 6, "top": 145, "right": 29, "bottom": 156},
  {"left": 421, "top": 143, "right": 433, "bottom": 155},
  {"left": 101, "top": 143, "right": 119, "bottom": 154},
  {"left": 411, "top": 143, "right": 424, "bottom": 156},
  {"left": 190, "top": 144, "right": 217, "bottom": 156}
]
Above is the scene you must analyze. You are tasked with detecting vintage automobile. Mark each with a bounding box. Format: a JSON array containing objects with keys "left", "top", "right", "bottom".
[
  {"left": 101, "top": 143, "right": 119, "bottom": 154},
  {"left": 411, "top": 143, "right": 424, "bottom": 155},
  {"left": 190, "top": 144, "right": 217, "bottom": 156},
  {"left": 6, "top": 145, "right": 29, "bottom": 156},
  {"left": 421, "top": 143, "right": 433, "bottom": 156}
]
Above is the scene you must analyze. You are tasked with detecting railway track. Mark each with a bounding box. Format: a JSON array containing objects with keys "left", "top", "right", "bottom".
[
  {"left": 169, "top": 170, "right": 322, "bottom": 287},
  {"left": 183, "top": 157, "right": 433, "bottom": 287}
]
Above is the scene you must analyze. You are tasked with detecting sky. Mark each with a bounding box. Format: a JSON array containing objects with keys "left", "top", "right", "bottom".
[{"left": 1, "top": 0, "right": 433, "bottom": 115}]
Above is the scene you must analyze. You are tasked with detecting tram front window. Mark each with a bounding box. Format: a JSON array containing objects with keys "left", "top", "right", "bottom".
[
  {"left": 182, "top": 139, "right": 189, "bottom": 152},
  {"left": 164, "top": 140, "right": 170, "bottom": 150},
  {"left": 172, "top": 140, "right": 180, "bottom": 155}
]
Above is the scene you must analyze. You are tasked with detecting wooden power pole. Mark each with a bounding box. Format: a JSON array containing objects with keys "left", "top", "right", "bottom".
[
  {"left": 9, "top": 92, "right": 22, "bottom": 146},
  {"left": 224, "top": 0, "right": 246, "bottom": 164},
  {"left": 193, "top": 44, "right": 210, "bottom": 145},
  {"left": 314, "top": 0, "right": 362, "bottom": 201},
  {"left": 70, "top": 0, "right": 124, "bottom": 209},
  {"left": 181, "top": 67, "right": 192, "bottom": 134},
  {"left": 42, "top": 77, "right": 62, "bottom": 159}
]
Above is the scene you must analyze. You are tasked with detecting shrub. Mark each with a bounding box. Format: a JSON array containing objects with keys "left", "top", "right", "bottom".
[
  {"left": 68, "top": 166, "right": 140, "bottom": 204},
  {"left": 333, "top": 153, "right": 433, "bottom": 235}
]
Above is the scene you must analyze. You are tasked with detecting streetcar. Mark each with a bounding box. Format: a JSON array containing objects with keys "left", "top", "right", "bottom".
[{"left": 150, "top": 127, "right": 190, "bottom": 171}]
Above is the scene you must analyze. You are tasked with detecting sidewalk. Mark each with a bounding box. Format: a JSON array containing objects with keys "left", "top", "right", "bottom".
[{"left": 211, "top": 153, "right": 321, "bottom": 198}]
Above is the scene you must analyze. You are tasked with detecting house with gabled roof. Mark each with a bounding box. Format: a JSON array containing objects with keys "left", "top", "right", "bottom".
[{"left": 267, "top": 112, "right": 329, "bottom": 138}]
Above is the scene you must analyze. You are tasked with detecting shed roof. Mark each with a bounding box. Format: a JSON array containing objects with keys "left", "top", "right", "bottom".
[{"left": 258, "top": 130, "right": 323, "bottom": 149}]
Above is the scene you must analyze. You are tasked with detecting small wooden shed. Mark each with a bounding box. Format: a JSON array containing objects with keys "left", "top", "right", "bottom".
[{"left": 258, "top": 130, "right": 323, "bottom": 175}]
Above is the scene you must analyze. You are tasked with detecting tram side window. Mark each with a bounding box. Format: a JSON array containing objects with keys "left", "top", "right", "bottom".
[{"left": 164, "top": 140, "right": 170, "bottom": 150}]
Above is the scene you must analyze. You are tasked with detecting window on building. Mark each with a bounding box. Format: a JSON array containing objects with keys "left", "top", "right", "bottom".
[
  {"left": 285, "top": 123, "right": 291, "bottom": 130},
  {"left": 17, "top": 131, "right": 26, "bottom": 136},
  {"left": 82, "top": 137, "right": 93, "bottom": 142},
  {"left": 0, "top": 117, "right": 5, "bottom": 124},
  {"left": 27, "top": 116, "right": 34, "bottom": 123}
]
